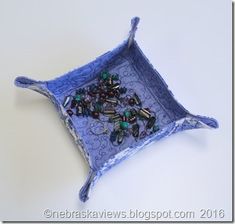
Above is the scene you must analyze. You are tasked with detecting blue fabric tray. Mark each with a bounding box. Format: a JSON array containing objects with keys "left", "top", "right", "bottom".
[{"left": 14, "top": 17, "right": 218, "bottom": 202}]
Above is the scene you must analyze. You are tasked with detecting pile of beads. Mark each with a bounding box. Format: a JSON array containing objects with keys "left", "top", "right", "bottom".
[{"left": 62, "top": 71, "right": 159, "bottom": 145}]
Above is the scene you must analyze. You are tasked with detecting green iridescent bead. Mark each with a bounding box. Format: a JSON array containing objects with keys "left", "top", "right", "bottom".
[
  {"left": 75, "top": 95, "right": 81, "bottom": 101},
  {"left": 120, "top": 121, "right": 129, "bottom": 130},
  {"left": 101, "top": 71, "right": 110, "bottom": 80},
  {"left": 124, "top": 111, "right": 131, "bottom": 117}
]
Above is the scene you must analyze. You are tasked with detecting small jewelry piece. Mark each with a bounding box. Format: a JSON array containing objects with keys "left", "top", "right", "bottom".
[
  {"left": 62, "top": 70, "right": 159, "bottom": 144},
  {"left": 66, "top": 109, "right": 73, "bottom": 116},
  {"left": 63, "top": 96, "right": 71, "bottom": 107},
  {"left": 132, "top": 123, "right": 139, "bottom": 138},
  {"left": 146, "top": 116, "right": 156, "bottom": 129}
]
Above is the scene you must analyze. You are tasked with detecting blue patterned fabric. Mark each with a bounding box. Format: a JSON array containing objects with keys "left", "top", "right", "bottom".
[{"left": 14, "top": 17, "right": 218, "bottom": 202}]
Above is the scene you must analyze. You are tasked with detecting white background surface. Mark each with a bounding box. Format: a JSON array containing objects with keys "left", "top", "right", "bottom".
[{"left": 0, "top": 0, "right": 232, "bottom": 221}]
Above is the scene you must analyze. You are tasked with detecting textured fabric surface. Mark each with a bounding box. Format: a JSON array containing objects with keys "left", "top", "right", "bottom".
[{"left": 14, "top": 17, "right": 218, "bottom": 202}]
